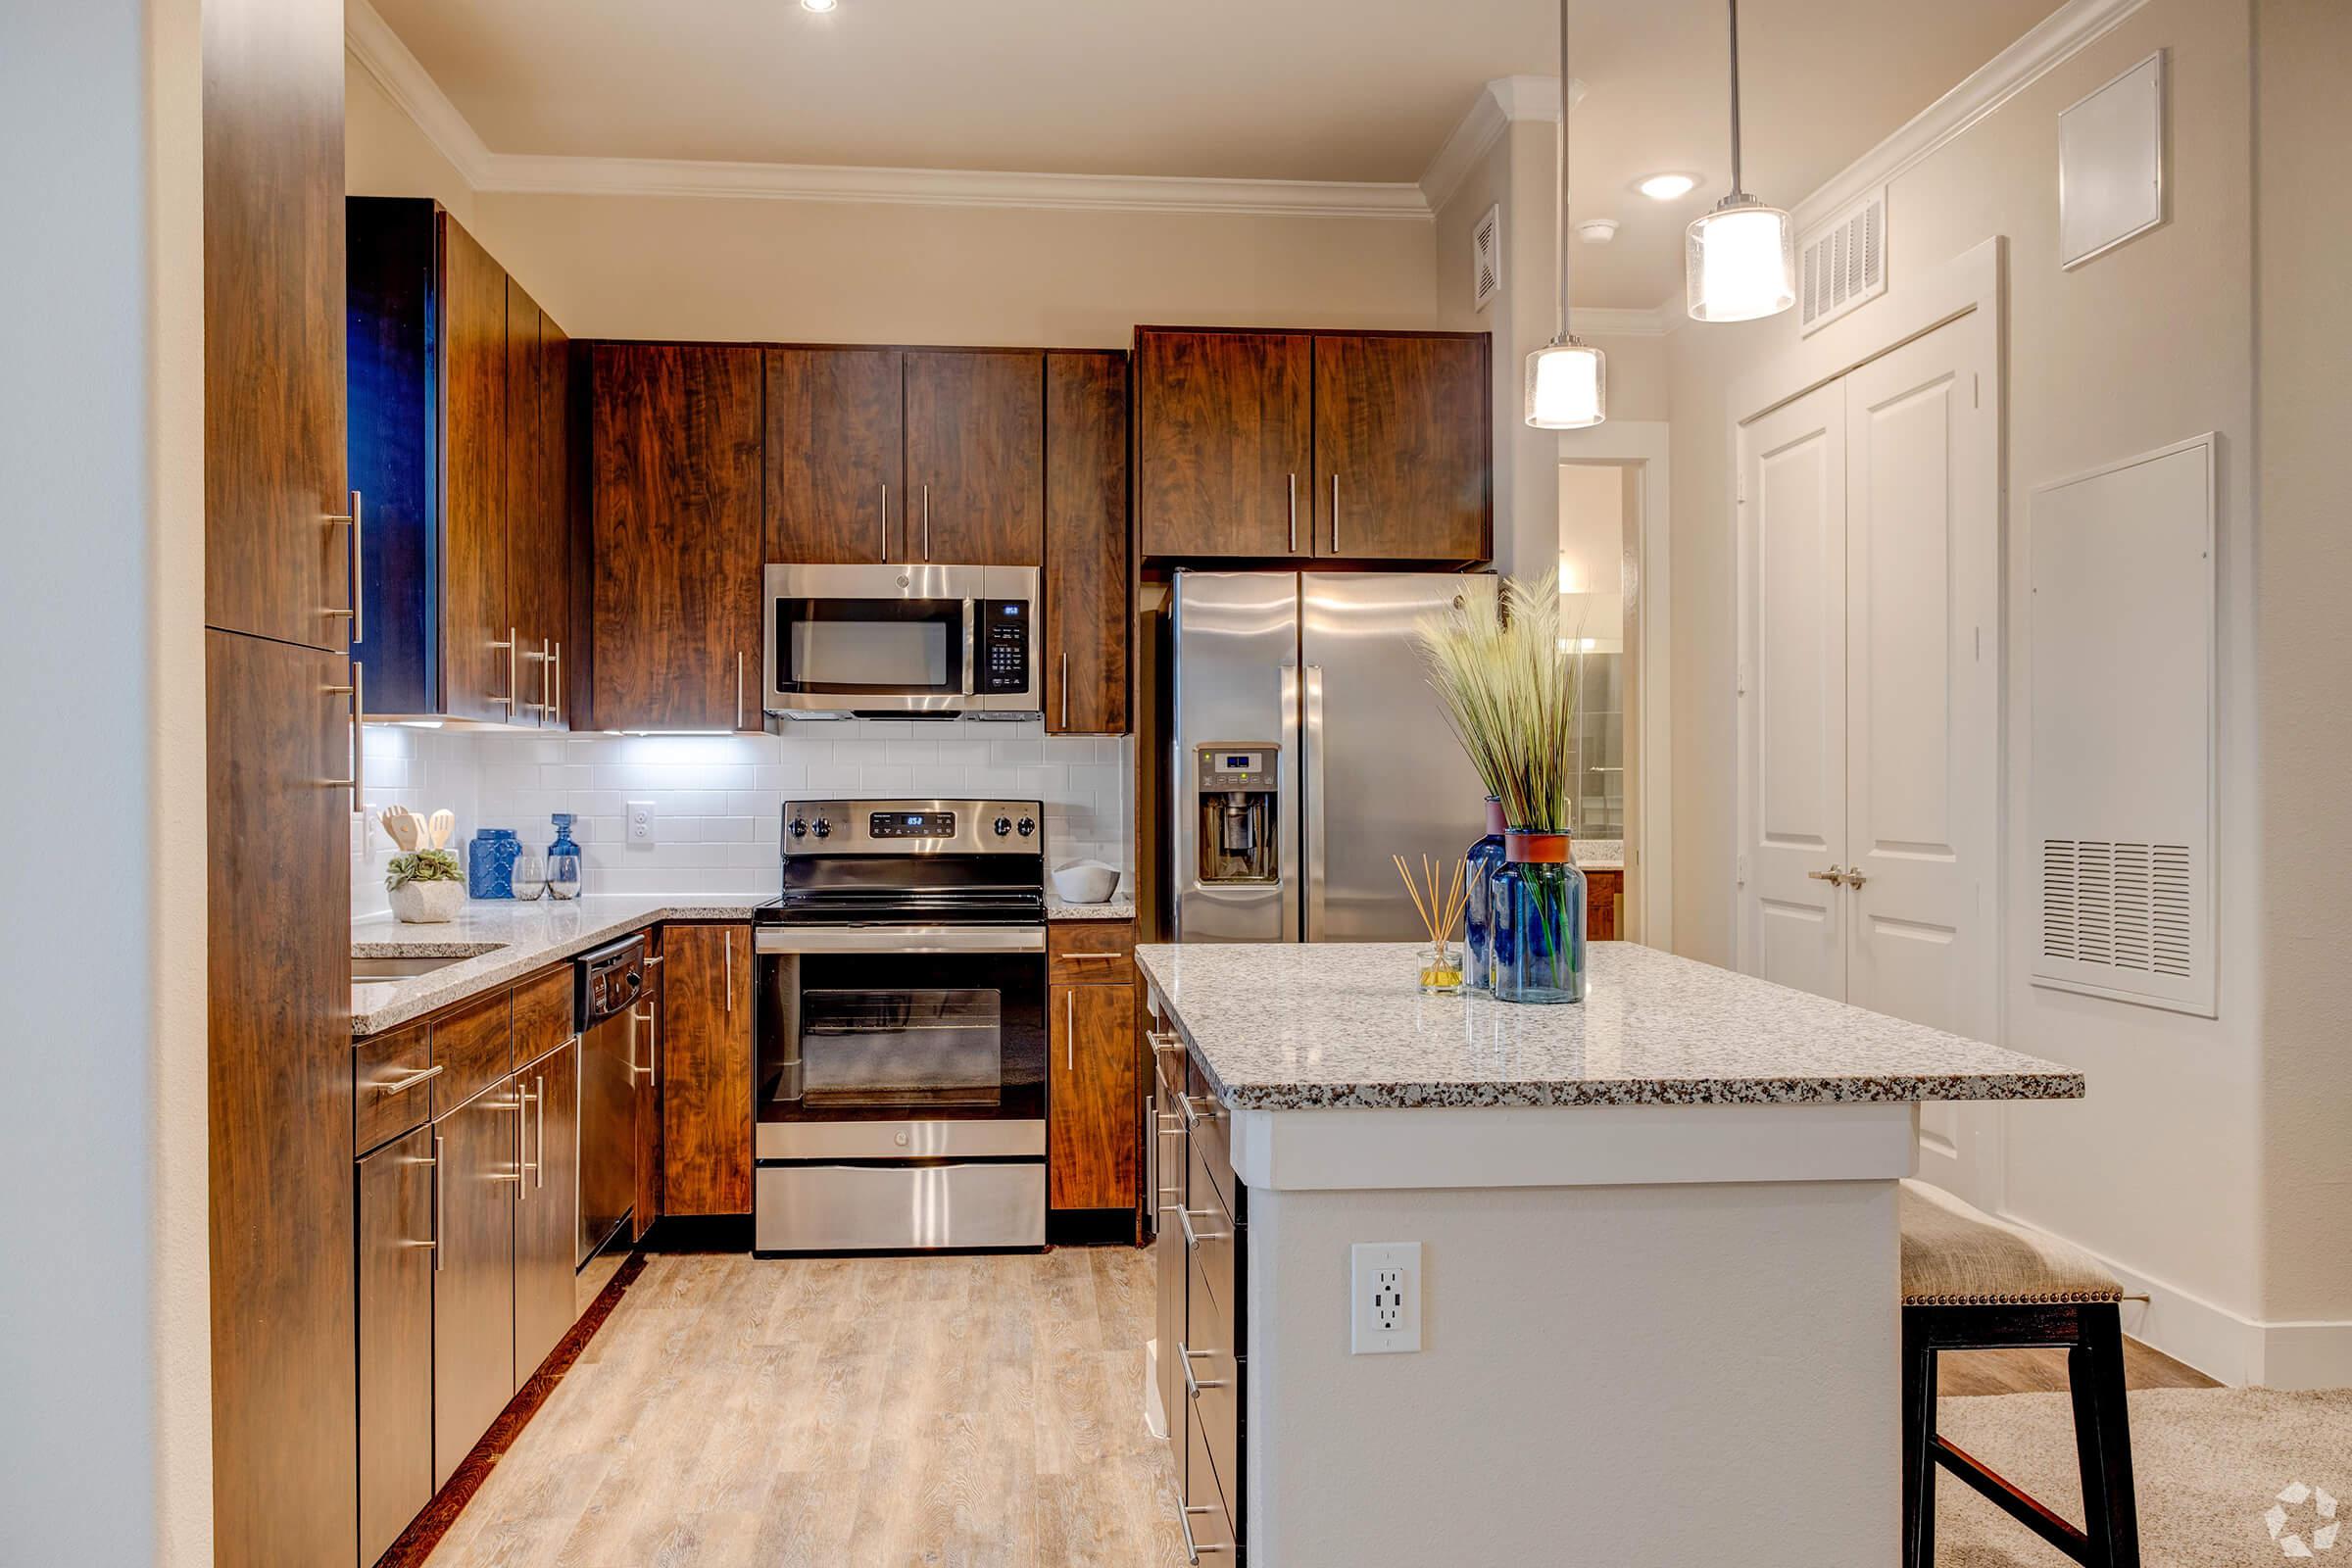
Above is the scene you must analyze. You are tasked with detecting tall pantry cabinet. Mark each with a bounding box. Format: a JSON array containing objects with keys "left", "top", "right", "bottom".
[{"left": 202, "top": 0, "right": 359, "bottom": 1561}]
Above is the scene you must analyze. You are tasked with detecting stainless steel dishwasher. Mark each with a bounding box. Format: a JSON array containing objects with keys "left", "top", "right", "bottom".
[{"left": 575, "top": 935, "right": 647, "bottom": 1276}]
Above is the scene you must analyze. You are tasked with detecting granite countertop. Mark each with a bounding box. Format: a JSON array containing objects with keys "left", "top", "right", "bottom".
[
  {"left": 351, "top": 895, "right": 769, "bottom": 1037},
  {"left": 1133, "top": 941, "right": 2083, "bottom": 1111},
  {"left": 1046, "top": 890, "right": 1137, "bottom": 921},
  {"left": 1574, "top": 839, "right": 1625, "bottom": 870}
]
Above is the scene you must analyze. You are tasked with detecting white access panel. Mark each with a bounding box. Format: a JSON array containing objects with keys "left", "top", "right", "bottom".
[{"left": 2028, "top": 434, "right": 2216, "bottom": 1015}]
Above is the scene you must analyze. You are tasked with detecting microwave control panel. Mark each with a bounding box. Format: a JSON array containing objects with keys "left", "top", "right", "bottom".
[{"left": 980, "top": 600, "right": 1030, "bottom": 694}]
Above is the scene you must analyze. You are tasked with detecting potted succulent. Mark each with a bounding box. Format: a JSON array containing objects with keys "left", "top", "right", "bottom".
[
  {"left": 386, "top": 849, "right": 466, "bottom": 924},
  {"left": 1417, "top": 572, "right": 1588, "bottom": 1004}
]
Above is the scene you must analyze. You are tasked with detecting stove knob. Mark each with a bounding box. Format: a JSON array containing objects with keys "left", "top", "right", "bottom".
[
  {"left": 993, "top": 815, "right": 1012, "bottom": 837},
  {"left": 812, "top": 818, "right": 832, "bottom": 839},
  {"left": 1017, "top": 816, "right": 1036, "bottom": 838},
  {"left": 789, "top": 817, "right": 808, "bottom": 839}
]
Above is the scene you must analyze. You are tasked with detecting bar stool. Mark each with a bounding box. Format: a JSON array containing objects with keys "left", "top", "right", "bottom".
[{"left": 1899, "top": 1179, "right": 2141, "bottom": 1568}]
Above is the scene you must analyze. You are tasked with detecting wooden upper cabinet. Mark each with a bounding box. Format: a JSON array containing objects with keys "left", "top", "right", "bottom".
[
  {"left": 203, "top": 0, "right": 349, "bottom": 652},
  {"left": 764, "top": 347, "right": 905, "bottom": 564},
  {"left": 661, "top": 924, "right": 753, "bottom": 1217},
  {"left": 1136, "top": 329, "right": 1312, "bottom": 559},
  {"left": 506, "top": 278, "right": 571, "bottom": 728},
  {"left": 905, "top": 351, "right": 1045, "bottom": 564},
  {"left": 1045, "top": 353, "right": 1130, "bottom": 734},
  {"left": 1049, "top": 980, "right": 1139, "bottom": 1211},
  {"left": 1312, "top": 333, "right": 1491, "bottom": 562},
  {"left": 592, "top": 345, "right": 764, "bottom": 730},
  {"left": 440, "top": 215, "right": 513, "bottom": 722}
]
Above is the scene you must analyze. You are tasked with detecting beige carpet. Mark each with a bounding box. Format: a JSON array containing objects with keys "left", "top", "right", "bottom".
[{"left": 1934, "top": 1388, "right": 2352, "bottom": 1565}]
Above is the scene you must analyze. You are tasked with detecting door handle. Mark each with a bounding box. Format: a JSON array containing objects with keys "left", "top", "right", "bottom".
[
  {"left": 1303, "top": 663, "right": 1327, "bottom": 941},
  {"left": 1808, "top": 865, "right": 1847, "bottom": 884},
  {"left": 1842, "top": 868, "right": 1869, "bottom": 889}
]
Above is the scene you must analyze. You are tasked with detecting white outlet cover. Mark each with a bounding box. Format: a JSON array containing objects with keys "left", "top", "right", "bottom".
[
  {"left": 1350, "top": 1242, "right": 1422, "bottom": 1354},
  {"left": 626, "top": 801, "right": 657, "bottom": 846}
]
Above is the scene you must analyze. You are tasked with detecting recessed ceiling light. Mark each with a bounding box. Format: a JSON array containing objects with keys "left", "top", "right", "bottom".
[
  {"left": 1638, "top": 173, "right": 1696, "bottom": 201},
  {"left": 1576, "top": 219, "right": 1619, "bottom": 245},
  {"left": 800, "top": 0, "right": 838, "bottom": 11}
]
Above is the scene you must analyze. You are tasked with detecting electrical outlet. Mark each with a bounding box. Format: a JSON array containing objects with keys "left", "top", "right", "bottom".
[
  {"left": 626, "top": 801, "right": 657, "bottom": 846},
  {"left": 1349, "top": 1242, "right": 1422, "bottom": 1354}
]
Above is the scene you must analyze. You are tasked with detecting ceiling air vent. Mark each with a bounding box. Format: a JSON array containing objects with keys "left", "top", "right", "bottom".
[
  {"left": 1472, "top": 203, "right": 1501, "bottom": 313},
  {"left": 1797, "top": 186, "right": 1886, "bottom": 336}
]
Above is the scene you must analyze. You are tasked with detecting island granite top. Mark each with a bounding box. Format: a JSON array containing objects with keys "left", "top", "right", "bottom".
[
  {"left": 1134, "top": 941, "right": 2083, "bottom": 1111},
  {"left": 351, "top": 895, "right": 768, "bottom": 1037}
]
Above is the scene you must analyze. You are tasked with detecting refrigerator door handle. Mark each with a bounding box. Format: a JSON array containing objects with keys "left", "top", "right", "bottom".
[
  {"left": 1280, "top": 662, "right": 1302, "bottom": 944},
  {"left": 1302, "top": 662, "right": 1326, "bottom": 943}
]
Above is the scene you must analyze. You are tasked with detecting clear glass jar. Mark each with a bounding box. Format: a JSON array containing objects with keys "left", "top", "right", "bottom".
[
  {"left": 1490, "top": 831, "right": 1588, "bottom": 1004},
  {"left": 1462, "top": 797, "right": 1507, "bottom": 993},
  {"left": 1417, "top": 940, "right": 1465, "bottom": 996}
]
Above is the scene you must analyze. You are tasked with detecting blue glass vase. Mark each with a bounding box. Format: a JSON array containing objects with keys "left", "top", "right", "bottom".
[
  {"left": 1462, "top": 797, "right": 1507, "bottom": 993},
  {"left": 1490, "top": 830, "right": 1588, "bottom": 1004},
  {"left": 467, "top": 828, "right": 520, "bottom": 900}
]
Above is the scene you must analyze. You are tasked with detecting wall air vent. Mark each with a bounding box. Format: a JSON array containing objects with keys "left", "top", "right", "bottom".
[
  {"left": 1797, "top": 186, "right": 1886, "bottom": 336},
  {"left": 2028, "top": 435, "right": 2217, "bottom": 1016},
  {"left": 1472, "top": 203, "right": 1502, "bottom": 313}
]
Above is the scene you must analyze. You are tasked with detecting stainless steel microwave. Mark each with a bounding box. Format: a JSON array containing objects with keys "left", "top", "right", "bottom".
[{"left": 762, "top": 563, "right": 1041, "bottom": 718}]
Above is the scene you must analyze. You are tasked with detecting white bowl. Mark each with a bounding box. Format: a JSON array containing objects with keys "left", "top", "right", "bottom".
[{"left": 1052, "top": 859, "right": 1120, "bottom": 905}]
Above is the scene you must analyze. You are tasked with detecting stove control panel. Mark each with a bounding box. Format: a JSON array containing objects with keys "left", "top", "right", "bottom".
[
  {"left": 782, "top": 799, "right": 1046, "bottom": 857},
  {"left": 870, "top": 809, "right": 955, "bottom": 839}
]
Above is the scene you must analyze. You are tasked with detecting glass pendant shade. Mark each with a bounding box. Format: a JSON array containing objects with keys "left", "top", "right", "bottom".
[
  {"left": 1524, "top": 339, "right": 1606, "bottom": 429},
  {"left": 1686, "top": 198, "right": 1795, "bottom": 322}
]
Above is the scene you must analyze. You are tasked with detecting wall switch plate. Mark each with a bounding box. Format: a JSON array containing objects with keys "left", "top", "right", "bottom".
[
  {"left": 626, "top": 801, "right": 657, "bottom": 846},
  {"left": 1349, "top": 1242, "right": 1422, "bottom": 1354}
]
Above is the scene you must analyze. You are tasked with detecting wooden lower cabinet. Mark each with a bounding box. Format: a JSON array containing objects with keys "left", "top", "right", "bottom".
[
  {"left": 432, "top": 1084, "right": 521, "bottom": 1487},
  {"left": 1154, "top": 1024, "right": 1248, "bottom": 1562},
  {"left": 662, "top": 923, "right": 754, "bottom": 1215},
  {"left": 1049, "top": 980, "right": 1138, "bottom": 1210},
  {"left": 514, "top": 1039, "right": 581, "bottom": 1379},
  {"left": 1586, "top": 868, "right": 1623, "bottom": 942},
  {"left": 633, "top": 934, "right": 664, "bottom": 1242},
  {"left": 357, "top": 1124, "right": 436, "bottom": 1566}
]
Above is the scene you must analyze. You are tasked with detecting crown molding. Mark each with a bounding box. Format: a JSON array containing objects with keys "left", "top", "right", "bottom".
[
  {"left": 1418, "top": 74, "right": 1587, "bottom": 215},
  {"left": 347, "top": 0, "right": 1422, "bottom": 220},
  {"left": 1791, "top": 0, "right": 2150, "bottom": 231},
  {"left": 345, "top": 0, "right": 492, "bottom": 185},
  {"left": 475, "top": 153, "right": 1427, "bottom": 219}
]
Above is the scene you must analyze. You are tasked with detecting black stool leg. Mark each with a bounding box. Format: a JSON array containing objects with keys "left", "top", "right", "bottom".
[
  {"left": 2067, "top": 1303, "right": 2141, "bottom": 1568},
  {"left": 1902, "top": 1312, "right": 1937, "bottom": 1568}
]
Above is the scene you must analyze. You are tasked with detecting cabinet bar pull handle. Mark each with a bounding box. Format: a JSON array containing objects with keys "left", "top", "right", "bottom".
[
  {"left": 1332, "top": 472, "right": 1341, "bottom": 554},
  {"left": 1064, "top": 989, "right": 1074, "bottom": 1072},
  {"left": 323, "top": 490, "right": 364, "bottom": 645},
  {"left": 541, "top": 636, "right": 555, "bottom": 720},
  {"left": 724, "top": 930, "right": 734, "bottom": 1014},
  {"left": 1060, "top": 951, "right": 1122, "bottom": 959},
  {"left": 432, "top": 1133, "right": 446, "bottom": 1272},
  {"left": 1288, "top": 471, "right": 1298, "bottom": 555},
  {"left": 516, "top": 1085, "right": 534, "bottom": 1200},
  {"left": 489, "top": 627, "right": 516, "bottom": 715},
  {"left": 1148, "top": 1030, "right": 1183, "bottom": 1057},
  {"left": 374, "top": 1062, "right": 444, "bottom": 1098},
  {"left": 879, "top": 482, "right": 889, "bottom": 562},
  {"left": 321, "top": 662, "right": 365, "bottom": 810},
  {"left": 403, "top": 1144, "right": 440, "bottom": 1250},
  {"left": 1178, "top": 1503, "right": 1232, "bottom": 1560},
  {"left": 1175, "top": 1206, "right": 1226, "bottom": 1250},
  {"left": 534, "top": 1073, "right": 546, "bottom": 1190},
  {"left": 1178, "top": 1342, "right": 1230, "bottom": 1397},
  {"left": 1059, "top": 653, "right": 1069, "bottom": 730},
  {"left": 736, "top": 651, "right": 746, "bottom": 731},
  {"left": 922, "top": 484, "right": 931, "bottom": 562},
  {"left": 550, "top": 640, "right": 563, "bottom": 727},
  {"left": 631, "top": 1004, "right": 658, "bottom": 1081}
]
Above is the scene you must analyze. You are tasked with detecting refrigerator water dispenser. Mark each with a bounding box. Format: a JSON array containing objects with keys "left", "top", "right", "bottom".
[{"left": 1196, "top": 745, "right": 1280, "bottom": 884}]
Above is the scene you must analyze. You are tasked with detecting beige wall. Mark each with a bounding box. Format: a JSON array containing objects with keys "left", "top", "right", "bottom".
[
  {"left": 1663, "top": 0, "right": 2294, "bottom": 1373},
  {"left": 2254, "top": 0, "right": 2352, "bottom": 1340},
  {"left": 349, "top": 60, "right": 1434, "bottom": 348}
]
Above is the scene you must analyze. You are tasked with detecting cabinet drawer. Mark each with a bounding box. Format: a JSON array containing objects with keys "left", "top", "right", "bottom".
[
  {"left": 1184, "top": 1133, "right": 1242, "bottom": 1322},
  {"left": 1049, "top": 920, "right": 1135, "bottom": 983},
  {"left": 1183, "top": 1054, "right": 1236, "bottom": 1217},
  {"left": 1183, "top": 1242, "right": 1244, "bottom": 1514},
  {"left": 512, "top": 963, "right": 574, "bottom": 1068},
  {"left": 354, "top": 1020, "right": 435, "bottom": 1154},
  {"left": 431, "top": 987, "right": 513, "bottom": 1108},
  {"left": 1183, "top": 1390, "right": 1243, "bottom": 1561}
]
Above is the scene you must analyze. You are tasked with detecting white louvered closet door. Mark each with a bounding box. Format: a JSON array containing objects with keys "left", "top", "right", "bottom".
[
  {"left": 1738, "top": 381, "right": 1849, "bottom": 1004},
  {"left": 1740, "top": 310, "right": 2001, "bottom": 1204}
]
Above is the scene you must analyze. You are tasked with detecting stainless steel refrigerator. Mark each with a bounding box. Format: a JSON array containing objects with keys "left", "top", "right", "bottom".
[{"left": 1169, "top": 570, "right": 1497, "bottom": 944}]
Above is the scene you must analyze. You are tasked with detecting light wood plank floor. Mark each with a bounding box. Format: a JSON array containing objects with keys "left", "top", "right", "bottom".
[{"left": 423, "top": 1247, "right": 1186, "bottom": 1567}]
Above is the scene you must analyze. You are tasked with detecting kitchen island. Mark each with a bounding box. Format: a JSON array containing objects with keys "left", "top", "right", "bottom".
[{"left": 1136, "top": 940, "right": 2082, "bottom": 1568}]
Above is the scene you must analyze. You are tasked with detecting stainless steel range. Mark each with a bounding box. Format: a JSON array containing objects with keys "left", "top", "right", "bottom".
[{"left": 752, "top": 798, "right": 1048, "bottom": 1253}]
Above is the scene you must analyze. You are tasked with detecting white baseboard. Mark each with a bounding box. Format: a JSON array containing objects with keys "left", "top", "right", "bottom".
[{"left": 2018, "top": 1229, "right": 2352, "bottom": 1391}]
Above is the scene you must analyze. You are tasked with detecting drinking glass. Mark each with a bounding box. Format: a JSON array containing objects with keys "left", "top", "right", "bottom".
[
  {"left": 546, "top": 849, "right": 581, "bottom": 901},
  {"left": 511, "top": 852, "right": 548, "bottom": 901}
]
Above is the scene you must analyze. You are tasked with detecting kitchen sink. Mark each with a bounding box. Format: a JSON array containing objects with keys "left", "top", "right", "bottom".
[{"left": 352, "top": 948, "right": 501, "bottom": 980}]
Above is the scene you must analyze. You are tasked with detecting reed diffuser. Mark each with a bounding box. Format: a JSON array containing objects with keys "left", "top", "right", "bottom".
[{"left": 1394, "top": 854, "right": 1470, "bottom": 995}]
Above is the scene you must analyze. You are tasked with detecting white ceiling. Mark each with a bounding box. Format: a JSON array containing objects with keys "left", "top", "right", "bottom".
[{"left": 367, "top": 0, "right": 2062, "bottom": 307}]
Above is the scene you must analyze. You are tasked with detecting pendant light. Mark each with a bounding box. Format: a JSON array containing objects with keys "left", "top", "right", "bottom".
[
  {"left": 1686, "top": 0, "right": 1794, "bottom": 322},
  {"left": 1524, "top": 0, "right": 1605, "bottom": 429}
]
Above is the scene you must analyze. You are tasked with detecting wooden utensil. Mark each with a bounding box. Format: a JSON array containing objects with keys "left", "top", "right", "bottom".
[
  {"left": 427, "top": 809, "right": 454, "bottom": 851},
  {"left": 377, "top": 808, "right": 415, "bottom": 852}
]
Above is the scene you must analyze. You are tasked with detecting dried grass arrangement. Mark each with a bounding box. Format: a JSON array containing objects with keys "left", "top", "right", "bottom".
[{"left": 1414, "top": 571, "right": 1584, "bottom": 833}]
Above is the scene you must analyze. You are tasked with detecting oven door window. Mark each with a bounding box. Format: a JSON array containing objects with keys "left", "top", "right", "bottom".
[
  {"left": 773, "top": 598, "right": 964, "bottom": 696},
  {"left": 800, "top": 988, "right": 1002, "bottom": 1108}
]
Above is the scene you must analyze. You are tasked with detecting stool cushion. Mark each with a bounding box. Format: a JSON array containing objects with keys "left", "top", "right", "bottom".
[{"left": 1898, "top": 1179, "right": 2123, "bottom": 1306}]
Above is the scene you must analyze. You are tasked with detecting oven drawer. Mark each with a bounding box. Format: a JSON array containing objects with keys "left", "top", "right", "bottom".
[
  {"left": 755, "top": 1117, "right": 1045, "bottom": 1161},
  {"left": 754, "top": 1161, "right": 1045, "bottom": 1252}
]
